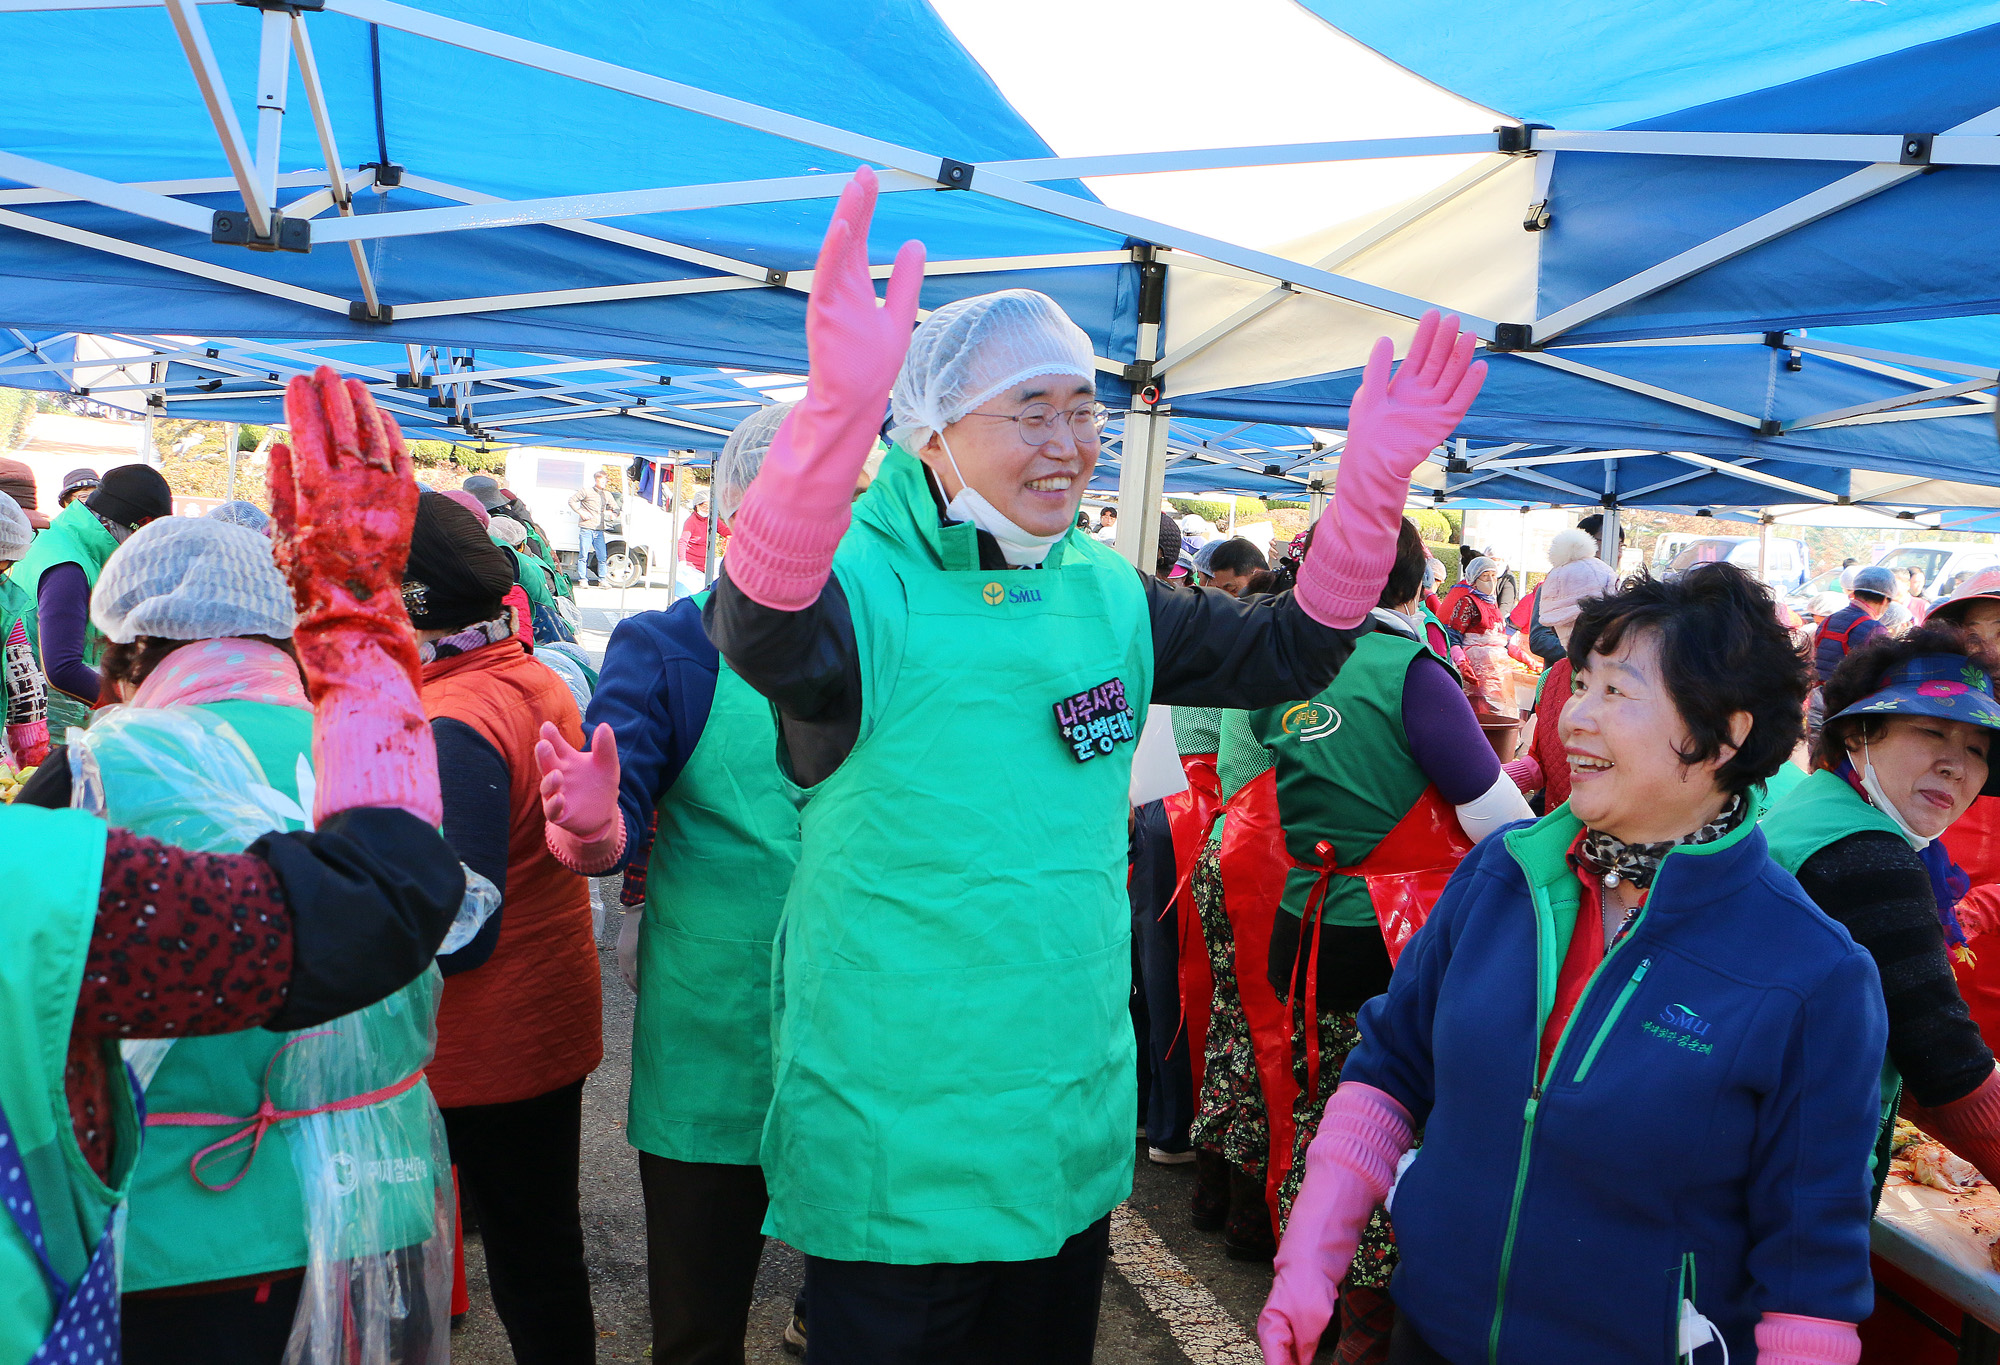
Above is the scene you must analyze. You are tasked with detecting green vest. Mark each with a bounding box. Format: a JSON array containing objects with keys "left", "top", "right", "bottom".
[
  {"left": 761, "top": 449, "right": 1154, "bottom": 1264},
  {"left": 1762, "top": 767, "right": 1908, "bottom": 1185},
  {"left": 0, "top": 807, "right": 134, "bottom": 1365},
  {"left": 84, "top": 701, "right": 441, "bottom": 1290},
  {"left": 6, "top": 501, "right": 119, "bottom": 734},
  {"left": 630, "top": 606, "right": 802, "bottom": 1165},
  {"left": 1248, "top": 630, "right": 1433, "bottom": 928}
]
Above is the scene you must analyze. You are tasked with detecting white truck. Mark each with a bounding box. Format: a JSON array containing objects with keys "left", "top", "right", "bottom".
[{"left": 503, "top": 448, "right": 696, "bottom": 589}]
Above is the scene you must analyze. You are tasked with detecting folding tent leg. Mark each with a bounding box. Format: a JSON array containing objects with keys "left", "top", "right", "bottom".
[{"left": 1116, "top": 404, "right": 1170, "bottom": 573}]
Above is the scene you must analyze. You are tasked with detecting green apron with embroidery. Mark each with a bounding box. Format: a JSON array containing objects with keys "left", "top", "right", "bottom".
[
  {"left": 760, "top": 448, "right": 1153, "bottom": 1264},
  {"left": 630, "top": 595, "right": 802, "bottom": 1165},
  {"left": 1249, "top": 630, "right": 1432, "bottom": 928}
]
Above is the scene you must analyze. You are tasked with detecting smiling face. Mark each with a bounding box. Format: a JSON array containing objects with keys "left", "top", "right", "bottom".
[
  {"left": 1559, "top": 625, "right": 1745, "bottom": 844},
  {"left": 1845, "top": 714, "right": 1990, "bottom": 840},
  {"left": 923, "top": 375, "right": 1099, "bottom": 537}
]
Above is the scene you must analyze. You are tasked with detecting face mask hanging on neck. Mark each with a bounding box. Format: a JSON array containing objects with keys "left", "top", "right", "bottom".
[
  {"left": 1860, "top": 738, "right": 1932, "bottom": 850},
  {"left": 936, "top": 434, "right": 1066, "bottom": 568}
]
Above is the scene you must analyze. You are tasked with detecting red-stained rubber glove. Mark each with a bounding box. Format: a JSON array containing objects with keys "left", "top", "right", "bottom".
[
  {"left": 1958, "top": 882, "right": 2000, "bottom": 941},
  {"left": 1755, "top": 1313, "right": 1861, "bottom": 1364},
  {"left": 1296, "top": 311, "right": 1486, "bottom": 629},
  {"left": 6, "top": 721, "right": 47, "bottom": 768},
  {"left": 1257, "top": 1083, "right": 1415, "bottom": 1365},
  {"left": 271, "top": 367, "right": 439, "bottom": 827},
  {"left": 1910, "top": 1066, "right": 2000, "bottom": 1186},
  {"left": 536, "top": 720, "right": 625, "bottom": 874},
  {"left": 724, "top": 167, "right": 926, "bottom": 611}
]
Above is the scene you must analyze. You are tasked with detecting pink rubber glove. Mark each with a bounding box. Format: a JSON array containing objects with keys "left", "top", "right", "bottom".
[
  {"left": 1258, "top": 1083, "right": 1415, "bottom": 1365},
  {"left": 725, "top": 167, "right": 926, "bottom": 610},
  {"left": 536, "top": 720, "right": 626, "bottom": 874},
  {"left": 1755, "top": 1313, "right": 1860, "bottom": 1365},
  {"left": 271, "top": 368, "right": 440, "bottom": 827},
  {"left": 1297, "top": 311, "right": 1486, "bottom": 629},
  {"left": 6, "top": 720, "right": 47, "bottom": 768}
]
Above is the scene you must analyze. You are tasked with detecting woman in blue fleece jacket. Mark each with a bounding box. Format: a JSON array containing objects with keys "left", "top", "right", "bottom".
[{"left": 1260, "top": 564, "right": 1890, "bottom": 1365}]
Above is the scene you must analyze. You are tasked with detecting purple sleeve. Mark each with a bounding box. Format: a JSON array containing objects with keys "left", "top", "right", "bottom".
[
  {"left": 36, "top": 562, "right": 100, "bottom": 705},
  {"left": 1402, "top": 654, "right": 1501, "bottom": 805}
]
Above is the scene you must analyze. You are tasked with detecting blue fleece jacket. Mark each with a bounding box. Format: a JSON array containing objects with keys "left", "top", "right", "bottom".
[
  {"left": 582, "top": 596, "right": 719, "bottom": 872},
  {"left": 1343, "top": 800, "right": 1887, "bottom": 1365}
]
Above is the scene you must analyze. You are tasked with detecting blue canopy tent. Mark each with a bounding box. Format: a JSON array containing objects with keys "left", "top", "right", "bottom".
[{"left": 7, "top": 0, "right": 2000, "bottom": 567}]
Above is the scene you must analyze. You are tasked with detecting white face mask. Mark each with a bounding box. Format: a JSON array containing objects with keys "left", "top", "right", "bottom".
[
  {"left": 1860, "top": 738, "right": 1932, "bottom": 850},
  {"left": 936, "top": 433, "right": 1066, "bottom": 568}
]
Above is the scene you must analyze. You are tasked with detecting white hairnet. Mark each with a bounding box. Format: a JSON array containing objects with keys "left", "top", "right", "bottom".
[
  {"left": 489, "top": 516, "right": 528, "bottom": 549},
  {"left": 206, "top": 500, "right": 271, "bottom": 535},
  {"left": 888, "top": 289, "right": 1094, "bottom": 450},
  {"left": 0, "top": 491, "right": 31, "bottom": 561},
  {"left": 93, "top": 517, "right": 296, "bottom": 643},
  {"left": 714, "top": 401, "right": 797, "bottom": 520}
]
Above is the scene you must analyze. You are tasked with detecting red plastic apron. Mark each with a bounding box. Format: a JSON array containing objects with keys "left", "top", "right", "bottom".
[
  {"left": 1267, "top": 785, "right": 1475, "bottom": 1215},
  {"left": 1162, "top": 752, "right": 1222, "bottom": 1094},
  {"left": 1215, "top": 769, "right": 1298, "bottom": 1230}
]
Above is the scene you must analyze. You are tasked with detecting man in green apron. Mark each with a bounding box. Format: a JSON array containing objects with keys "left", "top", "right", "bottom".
[
  {"left": 7, "top": 464, "right": 171, "bottom": 734},
  {"left": 677, "top": 172, "right": 1487, "bottom": 1361},
  {"left": 570, "top": 406, "right": 808, "bottom": 1361}
]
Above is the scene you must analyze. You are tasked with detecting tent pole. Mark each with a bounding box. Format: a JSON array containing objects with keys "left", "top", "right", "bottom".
[
  {"left": 1758, "top": 515, "right": 1771, "bottom": 584},
  {"left": 665, "top": 460, "right": 682, "bottom": 604},
  {"left": 1600, "top": 505, "right": 1619, "bottom": 571},
  {"left": 225, "top": 422, "right": 238, "bottom": 503},
  {"left": 142, "top": 413, "right": 157, "bottom": 467},
  {"left": 1114, "top": 404, "right": 1169, "bottom": 573},
  {"left": 704, "top": 473, "right": 719, "bottom": 586}
]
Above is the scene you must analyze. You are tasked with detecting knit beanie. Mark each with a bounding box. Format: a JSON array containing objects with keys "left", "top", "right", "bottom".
[
  {"left": 0, "top": 491, "right": 31, "bottom": 560},
  {"left": 1155, "top": 512, "right": 1183, "bottom": 577},
  {"left": 403, "top": 491, "right": 516, "bottom": 631},
  {"left": 1539, "top": 530, "right": 1619, "bottom": 629},
  {"left": 87, "top": 464, "right": 173, "bottom": 530}
]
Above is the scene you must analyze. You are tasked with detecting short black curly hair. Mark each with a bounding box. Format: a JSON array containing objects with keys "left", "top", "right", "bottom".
[
  {"left": 1815, "top": 623, "right": 1996, "bottom": 770},
  {"left": 1568, "top": 563, "right": 1808, "bottom": 796}
]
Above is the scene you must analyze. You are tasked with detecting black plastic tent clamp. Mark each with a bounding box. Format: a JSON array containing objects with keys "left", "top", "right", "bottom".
[
  {"left": 233, "top": 0, "right": 324, "bottom": 11},
  {"left": 213, "top": 210, "right": 309, "bottom": 253},
  {"left": 1489, "top": 322, "right": 1534, "bottom": 351},
  {"left": 348, "top": 301, "right": 393, "bottom": 323},
  {"left": 936, "top": 158, "right": 974, "bottom": 190},
  {"left": 1900, "top": 134, "right": 1934, "bottom": 166}
]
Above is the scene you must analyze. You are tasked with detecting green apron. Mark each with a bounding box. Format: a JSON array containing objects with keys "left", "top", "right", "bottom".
[
  {"left": 761, "top": 449, "right": 1153, "bottom": 1264},
  {"left": 0, "top": 806, "right": 134, "bottom": 1365},
  {"left": 630, "top": 604, "right": 802, "bottom": 1165},
  {"left": 1248, "top": 630, "right": 1432, "bottom": 928},
  {"left": 1762, "top": 767, "right": 1911, "bottom": 1190},
  {"left": 88, "top": 700, "right": 441, "bottom": 1290},
  {"left": 6, "top": 501, "right": 118, "bottom": 735}
]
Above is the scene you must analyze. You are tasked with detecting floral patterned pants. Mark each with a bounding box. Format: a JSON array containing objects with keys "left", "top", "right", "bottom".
[{"left": 1187, "top": 843, "right": 1269, "bottom": 1178}]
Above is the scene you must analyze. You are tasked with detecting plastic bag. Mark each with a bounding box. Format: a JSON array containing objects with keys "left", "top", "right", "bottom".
[
  {"left": 536, "top": 642, "right": 596, "bottom": 716},
  {"left": 278, "top": 972, "right": 453, "bottom": 1365},
  {"left": 1458, "top": 633, "right": 1518, "bottom": 721},
  {"left": 70, "top": 705, "right": 455, "bottom": 1365}
]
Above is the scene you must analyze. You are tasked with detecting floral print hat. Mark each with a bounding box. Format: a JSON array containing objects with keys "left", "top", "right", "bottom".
[{"left": 1826, "top": 652, "right": 2000, "bottom": 795}]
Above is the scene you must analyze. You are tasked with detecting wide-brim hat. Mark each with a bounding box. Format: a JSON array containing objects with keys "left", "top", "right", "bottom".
[
  {"left": 1927, "top": 568, "right": 2000, "bottom": 626},
  {"left": 1825, "top": 652, "right": 2000, "bottom": 796}
]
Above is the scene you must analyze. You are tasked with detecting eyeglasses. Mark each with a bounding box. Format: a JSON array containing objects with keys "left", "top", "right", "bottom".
[{"left": 965, "top": 400, "right": 1107, "bottom": 447}]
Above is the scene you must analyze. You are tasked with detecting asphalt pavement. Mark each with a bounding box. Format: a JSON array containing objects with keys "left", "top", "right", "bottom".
[{"left": 448, "top": 585, "right": 1293, "bottom": 1363}]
